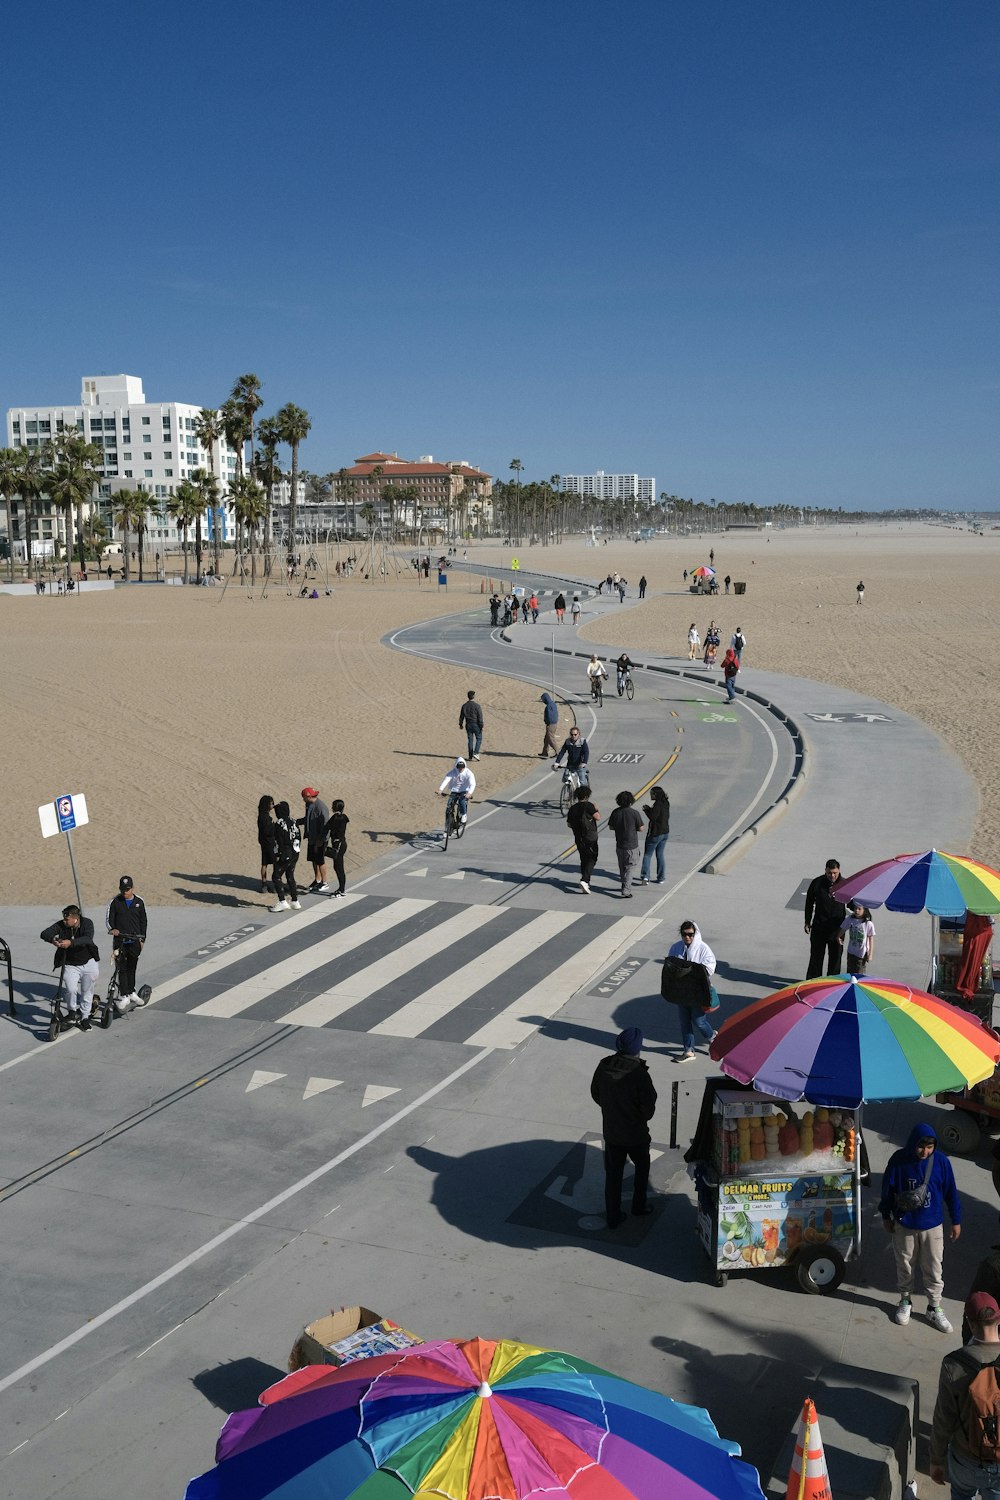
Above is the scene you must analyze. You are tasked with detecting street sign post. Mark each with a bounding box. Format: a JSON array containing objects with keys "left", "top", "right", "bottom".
[{"left": 38, "top": 792, "right": 89, "bottom": 910}]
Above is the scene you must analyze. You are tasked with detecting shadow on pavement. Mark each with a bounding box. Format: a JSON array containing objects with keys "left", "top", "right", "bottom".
[{"left": 192, "top": 1357, "right": 286, "bottom": 1413}]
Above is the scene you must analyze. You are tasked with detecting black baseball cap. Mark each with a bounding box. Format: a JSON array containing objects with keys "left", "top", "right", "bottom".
[{"left": 119, "top": 875, "right": 134, "bottom": 892}]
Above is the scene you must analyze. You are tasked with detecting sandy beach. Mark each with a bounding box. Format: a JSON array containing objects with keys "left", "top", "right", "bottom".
[{"left": 1, "top": 521, "right": 995, "bottom": 910}]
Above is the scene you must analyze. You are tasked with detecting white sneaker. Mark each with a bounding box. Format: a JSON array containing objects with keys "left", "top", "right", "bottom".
[
  {"left": 269, "top": 900, "right": 289, "bottom": 912},
  {"left": 472, "top": 754, "right": 480, "bottom": 760},
  {"left": 579, "top": 881, "right": 590, "bottom": 893},
  {"left": 460, "top": 814, "right": 467, "bottom": 823},
  {"left": 115, "top": 996, "right": 132, "bottom": 1014},
  {"left": 894, "top": 1297, "right": 912, "bottom": 1326},
  {"left": 289, "top": 900, "right": 302, "bottom": 910},
  {"left": 927, "top": 1305, "right": 953, "bottom": 1333},
  {"left": 315, "top": 882, "right": 329, "bottom": 893}
]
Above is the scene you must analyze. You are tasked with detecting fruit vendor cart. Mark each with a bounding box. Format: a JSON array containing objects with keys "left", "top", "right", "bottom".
[{"left": 688, "top": 1082, "right": 862, "bottom": 1294}]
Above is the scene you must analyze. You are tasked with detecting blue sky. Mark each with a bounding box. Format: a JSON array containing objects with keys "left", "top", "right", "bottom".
[{"left": 3, "top": 2, "right": 997, "bottom": 509}]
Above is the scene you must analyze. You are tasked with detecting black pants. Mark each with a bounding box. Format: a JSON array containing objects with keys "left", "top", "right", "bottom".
[
  {"left": 806, "top": 930, "right": 844, "bottom": 979},
  {"left": 330, "top": 843, "right": 346, "bottom": 894},
  {"left": 116, "top": 941, "right": 141, "bottom": 994},
  {"left": 274, "top": 857, "right": 298, "bottom": 901},
  {"left": 604, "top": 1139, "right": 650, "bottom": 1222},
  {"left": 576, "top": 838, "right": 598, "bottom": 885}
]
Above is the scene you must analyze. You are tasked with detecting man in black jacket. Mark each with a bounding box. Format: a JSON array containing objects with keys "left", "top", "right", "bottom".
[
  {"left": 804, "top": 859, "right": 847, "bottom": 978},
  {"left": 40, "top": 905, "right": 100, "bottom": 1030},
  {"left": 105, "top": 875, "right": 148, "bottom": 1012},
  {"left": 459, "top": 690, "right": 484, "bottom": 760},
  {"left": 590, "top": 1027, "right": 657, "bottom": 1227}
]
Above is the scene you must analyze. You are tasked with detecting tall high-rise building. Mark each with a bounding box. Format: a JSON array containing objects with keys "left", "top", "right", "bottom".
[
  {"left": 561, "top": 470, "right": 656, "bottom": 505},
  {"left": 5, "top": 374, "right": 236, "bottom": 552}
]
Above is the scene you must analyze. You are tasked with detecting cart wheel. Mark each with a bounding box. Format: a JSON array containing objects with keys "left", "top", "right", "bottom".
[
  {"left": 100, "top": 1002, "right": 113, "bottom": 1030},
  {"left": 796, "top": 1244, "right": 845, "bottom": 1295},
  {"left": 938, "top": 1111, "right": 981, "bottom": 1155},
  {"left": 715, "top": 1271, "right": 728, "bottom": 1288}
]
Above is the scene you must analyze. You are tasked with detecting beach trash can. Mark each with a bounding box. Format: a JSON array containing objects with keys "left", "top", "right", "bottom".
[{"left": 734, "top": 581, "right": 746, "bottom": 595}]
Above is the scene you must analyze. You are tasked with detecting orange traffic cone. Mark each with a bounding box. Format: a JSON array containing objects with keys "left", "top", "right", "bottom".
[{"left": 786, "top": 1397, "right": 832, "bottom": 1500}]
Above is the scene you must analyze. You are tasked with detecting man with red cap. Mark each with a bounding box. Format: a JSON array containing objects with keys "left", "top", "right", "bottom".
[
  {"left": 298, "top": 787, "right": 330, "bottom": 893},
  {"left": 930, "top": 1291, "right": 1000, "bottom": 1495}
]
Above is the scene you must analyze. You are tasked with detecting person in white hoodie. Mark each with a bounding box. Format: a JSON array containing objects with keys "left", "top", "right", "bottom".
[
  {"left": 438, "top": 756, "right": 476, "bottom": 824},
  {"left": 666, "top": 920, "right": 719, "bottom": 1061}
]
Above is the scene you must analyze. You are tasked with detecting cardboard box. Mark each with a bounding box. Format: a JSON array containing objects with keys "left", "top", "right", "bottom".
[{"left": 287, "top": 1305, "right": 422, "bottom": 1372}]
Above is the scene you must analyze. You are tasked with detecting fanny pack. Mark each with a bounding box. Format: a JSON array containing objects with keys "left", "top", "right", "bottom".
[{"left": 895, "top": 1155, "right": 933, "bottom": 1214}]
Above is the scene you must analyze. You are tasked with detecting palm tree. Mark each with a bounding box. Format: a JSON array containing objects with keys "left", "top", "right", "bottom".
[
  {"left": 276, "top": 404, "right": 311, "bottom": 554},
  {"left": 228, "top": 475, "right": 267, "bottom": 582},
  {"left": 165, "top": 480, "right": 200, "bottom": 583},
  {"left": 0, "top": 447, "right": 21, "bottom": 581},
  {"left": 230, "top": 373, "right": 263, "bottom": 470},
  {"left": 255, "top": 414, "right": 281, "bottom": 563},
  {"left": 194, "top": 407, "right": 223, "bottom": 572},
  {"left": 191, "top": 467, "right": 220, "bottom": 575},
  {"left": 47, "top": 435, "right": 103, "bottom": 577},
  {"left": 15, "top": 446, "right": 46, "bottom": 578},
  {"left": 111, "top": 488, "right": 152, "bottom": 581},
  {"left": 220, "top": 398, "right": 249, "bottom": 479}
]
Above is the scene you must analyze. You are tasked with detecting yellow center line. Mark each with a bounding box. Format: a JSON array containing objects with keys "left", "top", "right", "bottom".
[{"left": 557, "top": 747, "right": 681, "bottom": 859}]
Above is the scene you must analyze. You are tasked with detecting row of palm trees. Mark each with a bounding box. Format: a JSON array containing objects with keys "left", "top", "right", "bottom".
[{"left": 0, "top": 372, "right": 313, "bottom": 584}]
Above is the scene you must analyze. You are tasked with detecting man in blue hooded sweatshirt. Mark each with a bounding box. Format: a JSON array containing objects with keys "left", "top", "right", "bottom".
[{"left": 880, "top": 1122, "right": 962, "bottom": 1333}]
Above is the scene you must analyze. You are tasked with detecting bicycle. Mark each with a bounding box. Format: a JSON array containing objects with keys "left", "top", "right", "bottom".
[
  {"left": 589, "top": 674, "right": 605, "bottom": 708},
  {"left": 556, "top": 766, "right": 588, "bottom": 817},
  {"left": 617, "top": 667, "right": 635, "bottom": 701},
  {"left": 442, "top": 790, "right": 468, "bottom": 850}
]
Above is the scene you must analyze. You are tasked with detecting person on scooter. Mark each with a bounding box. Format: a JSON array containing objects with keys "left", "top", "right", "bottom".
[
  {"left": 105, "top": 875, "right": 147, "bottom": 1013},
  {"left": 40, "top": 905, "right": 100, "bottom": 1030}
]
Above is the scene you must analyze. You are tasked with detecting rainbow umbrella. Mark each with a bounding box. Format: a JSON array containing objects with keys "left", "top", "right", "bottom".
[
  {"left": 710, "top": 974, "right": 1000, "bottom": 1108},
  {"left": 185, "top": 1336, "right": 765, "bottom": 1500},
  {"left": 690, "top": 565, "right": 715, "bottom": 578},
  {"left": 837, "top": 849, "right": 1000, "bottom": 916}
]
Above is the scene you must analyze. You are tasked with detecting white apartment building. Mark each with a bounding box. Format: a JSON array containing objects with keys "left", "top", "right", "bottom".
[
  {"left": 561, "top": 470, "right": 656, "bottom": 506},
  {"left": 5, "top": 373, "right": 237, "bottom": 552}
]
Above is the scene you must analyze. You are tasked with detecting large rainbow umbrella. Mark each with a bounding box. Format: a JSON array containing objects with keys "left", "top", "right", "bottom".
[
  {"left": 710, "top": 974, "right": 1000, "bottom": 1107},
  {"left": 837, "top": 850, "right": 1000, "bottom": 916},
  {"left": 185, "top": 1336, "right": 765, "bottom": 1500},
  {"left": 690, "top": 565, "right": 715, "bottom": 578}
]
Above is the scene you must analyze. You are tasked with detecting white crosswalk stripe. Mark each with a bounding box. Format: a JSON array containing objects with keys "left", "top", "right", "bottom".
[
  {"left": 370, "top": 910, "right": 571, "bottom": 1039},
  {"left": 280, "top": 905, "right": 506, "bottom": 1028},
  {"left": 157, "top": 896, "right": 660, "bottom": 1049},
  {"left": 187, "top": 898, "right": 433, "bottom": 1019}
]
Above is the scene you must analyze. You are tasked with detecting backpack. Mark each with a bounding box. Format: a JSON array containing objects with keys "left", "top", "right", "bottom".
[{"left": 961, "top": 1353, "right": 1000, "bottom": 1463}]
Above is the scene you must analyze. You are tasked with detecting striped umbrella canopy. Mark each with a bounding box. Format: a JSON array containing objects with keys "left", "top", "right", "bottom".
[
  {"left": 690, "top": 565, "right": 716, "bottom": 578},
  {"left": 837, "top": 849, "right": 1000, "bottom": 916},
  {"left": 710, "top": 974, "right": 1000, "bottom": 1108},
  {"left": 185, "top": 1337, "right": 766, "bottom": 1500}
]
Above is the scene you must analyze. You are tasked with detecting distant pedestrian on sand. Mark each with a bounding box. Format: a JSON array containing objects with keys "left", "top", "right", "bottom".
[
  {"left": 298, "top": 787, "right": 330, "bottom": 893},
  {"left": 617, "top": 577, "right": 627, "bottom": 602},
  {"left": 638, "top": 575, "right": 647, "bottom": 598},
  {"left": 709, "top": 548, "right": 714, "bottom": 565},
  {"left": 539, "top": 693, "right": 559, "bottom": 757},
  {"left": 554, "top": 592, "right": 566, "bottom": 624},
  {"left": 459, "top": 690, "right": 483, "bottom": 760},
  {"left": 687, "top": 623, "right": 700, "bottom": 660},
  {"left": 724, "top": 574, "right": 731, "bottom": 594},
  {"left": 857, "top": 580, "right": 865, "bottom": 604},
  {"left": 730, "top": 627, "right": 746, "bottom": 662},
  {"left": 590, "top": 1027, "right": 656, "bottom": 1228}
]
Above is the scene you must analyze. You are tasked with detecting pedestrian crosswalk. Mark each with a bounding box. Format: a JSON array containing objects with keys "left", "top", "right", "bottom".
[{"left": 153, "top": 894, "right": 660, "bottom": 1050}]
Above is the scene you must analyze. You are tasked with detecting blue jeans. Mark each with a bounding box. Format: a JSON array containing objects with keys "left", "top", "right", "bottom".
[
  {"left": 641, "top": 834, "right": 667, "bottom": 882},
  {"left": 678, "top": 1004, "right": 716, "bottom": 1053},
  {"left": 725, "top": 674, "right": 736, "bottom": 701},
  {"left": 447, "top": 792, "right": 468, "bottom": 821},
  {"left": 466, "top": 728, "right": 482, "bottom": 758},
  {"left": 948, "top": 1447, "right": 1000, "bottom": 1499}
]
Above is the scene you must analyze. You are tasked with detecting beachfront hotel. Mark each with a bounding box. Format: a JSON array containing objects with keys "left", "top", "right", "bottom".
[
  {"left": 561, "top": 470, "right": 656, "bottom": 505},
  {"left": 271, "top": 451, "right": 494, "bottom": 539},
  {"left": 4, "top": 374, "right": 236, "bottom": 555}
]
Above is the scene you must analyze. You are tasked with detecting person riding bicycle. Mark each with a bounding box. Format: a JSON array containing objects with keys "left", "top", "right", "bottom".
[
  {"left": 586, "top": 655, "right": 608, "bottom": 697},
  {"left": 615, "top": 652, "right": 634, "bottom": 695},
  {"left": 40, "top": 904, "right": 100, "bottom": 1030},
  {"left": 438, "top": 756, "right": 476, "bottom": 825},
  {"left": 553, "top": 726, "right": 590, "bottom": 788},
  {"left": 105, "top": 875, "right": 148, "bottom": 1013}
]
